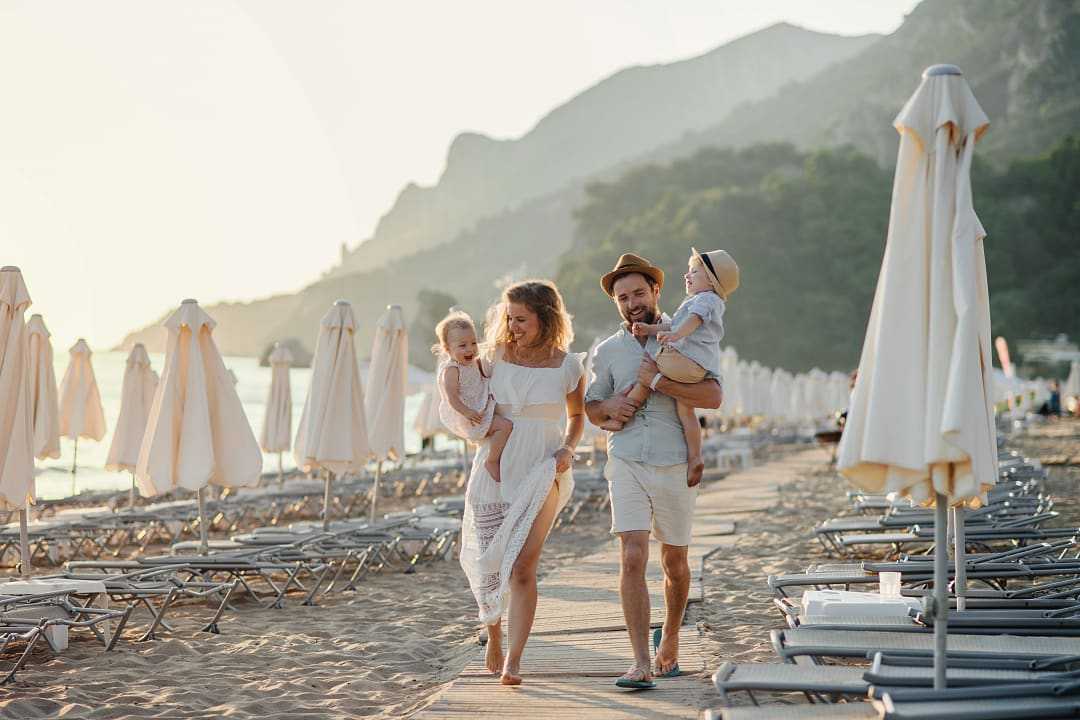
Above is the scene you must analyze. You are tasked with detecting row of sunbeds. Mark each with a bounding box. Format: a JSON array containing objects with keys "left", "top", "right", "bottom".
[
  {"left": 705, "top": 440, "right": 1080, "bottom": 719},
  {"left": 0, "top": 453, "right": 616, "bottom": 686}
]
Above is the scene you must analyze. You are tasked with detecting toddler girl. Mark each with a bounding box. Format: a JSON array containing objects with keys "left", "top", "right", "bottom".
[
  {"left": 434, "top": 311, "right": 513, "bottom": 482},
  {"left": 607, "top": 248, "right": 738, "bottom": 486}
]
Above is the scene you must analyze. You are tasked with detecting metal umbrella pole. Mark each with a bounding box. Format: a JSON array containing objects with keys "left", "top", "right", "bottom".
[
  {"left": 322, "top": 469, "right": 334, "bottom": 531},
  {"left": 369, "top": 461, "right": 382, "bottom": 523},
  {"left": 953, "top": 505, "right": 968, "bottom": 612},
  {"left": 933, "top": 491, "right": 949, "bottom": 690},
  {"left": 19, "top": 501, "right": 31, "bottom": 577},
  {"left": 70, "top": 437, "right": 79, "bottom": 496},
  {"left": 197, "top": 487, "right": 209, "bottom": 555}
]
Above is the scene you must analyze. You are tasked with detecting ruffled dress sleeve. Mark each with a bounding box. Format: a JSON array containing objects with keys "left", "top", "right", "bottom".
[{"left": 563, "top": 352, "right": 587, "bottom": 394}]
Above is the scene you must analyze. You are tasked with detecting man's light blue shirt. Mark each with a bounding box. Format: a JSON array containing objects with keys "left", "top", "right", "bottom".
[{"left": 585, "top": 322, "right": 688, "bottom": 467}]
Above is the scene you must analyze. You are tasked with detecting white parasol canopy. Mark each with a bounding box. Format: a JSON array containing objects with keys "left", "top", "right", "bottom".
[
  {"left": 837, "top": 65, "right": 994, "bottom": 690},
  {"left": 105, "top": 344, "right": 158, "bottom": 473},
  {"left": 365, "top": 305, "right": 408, "bottom": 462},
  {"left": 838, "top": 65, "right": 995, "bottom": 505},
  {"left": 260, "top": 343, "right": 294, "bottom": 454},
  {"left": 26, "top": 314, "right": 60, "bottom": 460},
  {"left": 136, "top": 300, "right": 262, "bottom": 496},
  {"left": 413, "top": 385, "right": 448, "bottom": 441},
  {"left": 0, "top": 267, "right": 36, "bottom": 575},
  {"left": 365, "top": 305, "right": 408, "bottom": 522},
  {"left": 294, "top": 300, "right": 371, "bottom": 529},
  {"left": 1064, "top": 361, "right": 1080, "bottom": 399},
  {"left": 59, "top": 339, "right": 106, "bottom": 443}
]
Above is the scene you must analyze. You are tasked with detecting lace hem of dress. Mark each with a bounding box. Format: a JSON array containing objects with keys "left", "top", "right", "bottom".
[{"left": 465, "top": 457, "right": 558, "bottom": 625}]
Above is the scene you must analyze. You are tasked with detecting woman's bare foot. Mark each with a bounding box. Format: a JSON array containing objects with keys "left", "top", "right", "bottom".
[
  {"left": 485, "top": 624, "right": 504, "bottom": 674},
  {"left": 500, "top": 658, "right": 522, "bottom": 686},
  {"left": 484, "top": 457, "right": 502, "bottom": 483},
  {"left": 686, "top": 455, "right": 704, "bottom": 487}
]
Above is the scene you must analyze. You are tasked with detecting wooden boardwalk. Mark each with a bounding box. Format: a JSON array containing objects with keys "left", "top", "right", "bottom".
[{"left": 418, "top": 448, "right": 821, "bottom": 719}]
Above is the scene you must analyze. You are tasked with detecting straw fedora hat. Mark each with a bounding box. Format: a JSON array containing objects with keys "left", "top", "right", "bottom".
[
  {"left": 600, "top": 253, "right": 665, "bottom": 297},
  {"left": 691, "top": 248, "right": 739, "bottom": 299}
]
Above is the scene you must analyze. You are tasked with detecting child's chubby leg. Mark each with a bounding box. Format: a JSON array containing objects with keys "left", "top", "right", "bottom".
[
  {"left": 676, "top": 402, "right": 704, "bottom": 487},
  {"left": 599, "top": 381, "right": 652, "bottom": 431},
  {"left": 483, "top": 415, "right": 513, "bottom": 482}
]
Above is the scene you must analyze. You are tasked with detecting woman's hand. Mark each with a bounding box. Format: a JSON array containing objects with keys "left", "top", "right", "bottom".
[{"left": 554, "top": 447, "right": 574, "bottom": 474}]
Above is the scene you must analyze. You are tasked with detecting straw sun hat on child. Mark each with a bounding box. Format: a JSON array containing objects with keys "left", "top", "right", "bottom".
[{"left": 691, "top": 248, "right": 740, "bottom": 299}]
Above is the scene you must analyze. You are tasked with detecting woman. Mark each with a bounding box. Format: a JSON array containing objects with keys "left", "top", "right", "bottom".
[{"left": 459, "top": 279, "right": 585, "bottom": 686}]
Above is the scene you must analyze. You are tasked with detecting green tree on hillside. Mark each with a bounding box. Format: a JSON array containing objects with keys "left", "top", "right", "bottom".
[{"left": 557, "top": 137, "right": 1080, "bottom": 373}]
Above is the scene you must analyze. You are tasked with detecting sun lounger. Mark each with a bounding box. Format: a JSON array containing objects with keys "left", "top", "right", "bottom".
[
  {"left": 772, "top": 627, "right": 1080, "bottom": 663},
  {"left": 876, "top": 694, "right": 1080, "bottom": 719},
  {"left": 705, "top": 703, "right": 878, "bottom": 720}
]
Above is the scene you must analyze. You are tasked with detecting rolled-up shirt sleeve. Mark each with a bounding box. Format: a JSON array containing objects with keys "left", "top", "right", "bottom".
[{"left": 584, "top": 345, "right": 613, "bottom": 404}]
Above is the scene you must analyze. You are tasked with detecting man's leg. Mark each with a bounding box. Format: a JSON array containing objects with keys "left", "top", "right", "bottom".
[
  {"left": 618, "top": 530, "right": 652, "bottom": 681},
  {"left": 656, "top": 543, "right": 690, "bottom": 674}
]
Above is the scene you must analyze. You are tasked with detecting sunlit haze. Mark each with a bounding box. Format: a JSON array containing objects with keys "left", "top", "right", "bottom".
[{"left": 1, "top": 0, "right": 919, "bottom": 350}]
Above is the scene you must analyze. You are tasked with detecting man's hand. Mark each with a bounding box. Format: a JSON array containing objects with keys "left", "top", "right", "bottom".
[
  {"left": 637, "top": 356, "right": 661, "bottom": 388},
  {"left": 603, "top": 388, "right": 640, "bottom": 424}
]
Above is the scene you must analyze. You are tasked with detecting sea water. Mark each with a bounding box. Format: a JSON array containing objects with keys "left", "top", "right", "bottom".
[{"left": 35, "top": 351, "right": 434, "bottom": 501}]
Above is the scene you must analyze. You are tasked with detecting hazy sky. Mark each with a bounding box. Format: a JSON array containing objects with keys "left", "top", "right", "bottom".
[{"left": 1, "top": 0, "right": 920, "bottom": 350}]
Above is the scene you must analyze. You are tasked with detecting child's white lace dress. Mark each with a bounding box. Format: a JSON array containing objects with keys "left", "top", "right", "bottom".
[{"left": 437, "top": 359, "right": 496, "bottom": 441}]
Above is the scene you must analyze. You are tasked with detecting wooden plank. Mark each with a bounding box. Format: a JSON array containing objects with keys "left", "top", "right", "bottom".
[
  {"left": 419, "top": 675, "right": 703, "bottom": 719},
  {"left": 461, "top": 626, "right": 703, "bottom": 677}
]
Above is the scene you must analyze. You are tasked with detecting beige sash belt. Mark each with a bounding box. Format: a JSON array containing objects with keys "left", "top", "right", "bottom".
[{"left": 495, "top": 402, "right": 564, "bottom": 421}]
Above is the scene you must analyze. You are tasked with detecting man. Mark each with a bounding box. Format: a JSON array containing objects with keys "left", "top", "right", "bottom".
[{"left": 584, "top": 253, "right": 722, "bottom": 689}]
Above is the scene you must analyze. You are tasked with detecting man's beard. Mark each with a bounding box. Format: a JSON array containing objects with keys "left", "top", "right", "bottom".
[{"left": 622, "top": 306, "right": 658, "bottom": 326}]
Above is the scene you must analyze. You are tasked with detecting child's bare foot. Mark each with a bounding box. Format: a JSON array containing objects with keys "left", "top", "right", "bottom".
[
  {"left": 599, "top": 419, "right": 625, "bottom": 432},
  {"left": 687, "top": 455, "right": 704, "bottom": 487},
  {"left": 484, "top": 457, "right": 502, "bottom": 482},
  {"left": 500, "top": 658, "right": 522, "bottom": 686},
  {"left": 485, "top": 624, "right": 503, "bottom": 674}
]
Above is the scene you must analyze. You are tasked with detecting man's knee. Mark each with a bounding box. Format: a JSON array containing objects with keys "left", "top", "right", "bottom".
[
  {"left": 620, "top": 534, "right": 649, "bottom": 576},
  {"left": 660, "top": 546, "right": 690, "bottom": 583}
]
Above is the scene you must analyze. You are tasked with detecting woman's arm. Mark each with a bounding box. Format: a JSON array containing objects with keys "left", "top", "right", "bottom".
[
  {"left": 556, "top": 377, "right": 587, "bottom": 473},
  {"left": 440, "top": 366, "right": 484, "bottom": 423}
]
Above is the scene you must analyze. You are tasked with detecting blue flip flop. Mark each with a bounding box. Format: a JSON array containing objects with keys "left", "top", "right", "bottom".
[
  {"left": 614, "top": 673, "right": 656, "bottom": 690},
  {"left": 652, "top": 628, "right": 683, "bottom": 678}
]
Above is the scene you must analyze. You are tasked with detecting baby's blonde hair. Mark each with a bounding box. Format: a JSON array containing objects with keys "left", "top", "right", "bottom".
[{"left": 432, "top": 310, "right": 477, "bottom": 359}]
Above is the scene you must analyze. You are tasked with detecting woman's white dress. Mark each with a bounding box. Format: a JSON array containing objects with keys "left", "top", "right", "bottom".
[{"left": 459, "top": 350, "right": 584, "bottom": 624}]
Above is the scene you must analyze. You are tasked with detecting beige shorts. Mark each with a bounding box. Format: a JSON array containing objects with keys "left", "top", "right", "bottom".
[
  {"left": 605, "top": 455, "right": 697, "bottom": 546},
  {"left": 656, "top": 347, "right": 707, "bottom": 384}
]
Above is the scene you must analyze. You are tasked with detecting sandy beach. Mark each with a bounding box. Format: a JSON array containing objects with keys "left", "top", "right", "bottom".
[
  {"left": 0, "top": 499, "right": 611, "bottom": 720},
  {"left": 1, "top": 422, "right": 1074, "bottom": 718}
]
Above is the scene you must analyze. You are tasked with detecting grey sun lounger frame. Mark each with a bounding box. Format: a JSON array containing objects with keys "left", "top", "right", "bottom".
[{"left": 772, "top": 628, "right": 1080, "bottom": 663}]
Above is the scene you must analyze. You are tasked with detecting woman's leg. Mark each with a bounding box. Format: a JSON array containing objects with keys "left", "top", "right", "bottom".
[
  {"left": 501, "top": 480, "right": 562, "bottom": 685},
  {"left": 485, "top": 621, "right": 503, "bottom": 674}
]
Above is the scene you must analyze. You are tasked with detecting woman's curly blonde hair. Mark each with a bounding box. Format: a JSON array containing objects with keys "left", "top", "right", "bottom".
[{"left": 483, "top": 280, "right": 574, "bottom": 357}]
